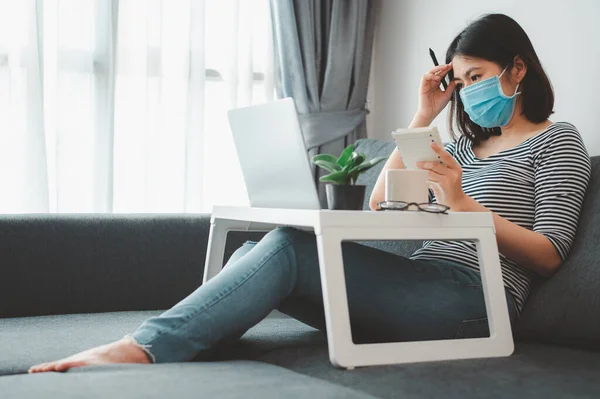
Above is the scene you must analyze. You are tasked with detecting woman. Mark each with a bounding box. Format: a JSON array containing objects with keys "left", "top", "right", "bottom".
[{"left": 29, "top": 13, "right": 591, "bottom": 372}]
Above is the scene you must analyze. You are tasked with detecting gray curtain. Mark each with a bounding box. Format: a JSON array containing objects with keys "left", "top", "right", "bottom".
[{"left": 269, "top": 0, "right": 376, "bottom": 208}]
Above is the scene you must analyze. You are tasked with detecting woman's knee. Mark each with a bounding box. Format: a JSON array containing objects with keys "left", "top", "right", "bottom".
[
  {"left": 224, "top": 242, "right": 256, "bottom": 268},
  {"left": 265, "top": 227, "right": 321, "bottom": 295}
]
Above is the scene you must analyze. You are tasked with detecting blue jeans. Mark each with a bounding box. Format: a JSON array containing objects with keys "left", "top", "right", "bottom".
[{"left": 129, "top": 226, "right": 518, "bottom": 363}]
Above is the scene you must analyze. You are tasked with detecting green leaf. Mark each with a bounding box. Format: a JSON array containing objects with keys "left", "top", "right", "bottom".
[
  {"left": 311, "top": 154, "right": 339, "bottom": 164},
  {"left": 319, "top": 170, "right": 349, "bottom": 185},
  {"left": 336, "top": 144, "right": 355, "bottom": 166},
  {"left": 343, "top": 153, "right": 365, "bottom": 172},
  {"left": 314, "top": 160, "right": 342, "bottom": 173}
]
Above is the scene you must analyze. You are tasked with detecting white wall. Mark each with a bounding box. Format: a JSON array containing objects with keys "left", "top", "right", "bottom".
[{"left": 367, "top": 0, "right": 600, "bottom": 156}]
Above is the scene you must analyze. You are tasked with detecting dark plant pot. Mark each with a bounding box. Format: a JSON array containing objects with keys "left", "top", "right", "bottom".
[{"left": 325, "top": 184, "right": 366, "bottom": 210}]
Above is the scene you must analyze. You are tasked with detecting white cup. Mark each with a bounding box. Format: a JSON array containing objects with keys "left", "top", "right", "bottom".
[{"left": 385, "top": 169, "right": 429, "bottom": 204}]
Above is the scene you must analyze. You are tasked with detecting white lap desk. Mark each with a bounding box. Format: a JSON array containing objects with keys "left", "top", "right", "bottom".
[{"left": 203, "top": 206, "right": 514, "bottom": 369}]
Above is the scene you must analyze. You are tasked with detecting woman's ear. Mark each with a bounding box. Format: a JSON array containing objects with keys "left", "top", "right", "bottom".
[{"left": 512, "top": 55, "right": 527, "bottom": 84}]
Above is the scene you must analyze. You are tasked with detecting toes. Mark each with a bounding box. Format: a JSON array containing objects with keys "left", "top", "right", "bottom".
[
  {"left": 28, "top": 363, "right": 46, "bottom": 373},
  {"left": 54, "top": 360, "right": 86, "bottom": 372},
  {"left": 29, "top": 356, "right": 91, "bottom": 373},
  {"left": 28, "top": 354, "right": 96, "bottom": 374},
  {"left": 29, "top": 360, "right": 82, "bottom": 373},
  {"left": 41, "top": 362, "right": 58, "bottom": 372},
  {"left": 28, "top": 362, "right": 56, "bottom": 373}
]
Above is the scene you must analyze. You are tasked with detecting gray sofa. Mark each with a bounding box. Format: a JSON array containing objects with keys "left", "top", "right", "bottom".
[{"left": 1, "top": 138, "right": 599, "bottom": 398}]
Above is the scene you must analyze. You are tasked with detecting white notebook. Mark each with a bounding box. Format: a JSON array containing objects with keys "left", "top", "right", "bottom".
[{"left": 391, "top": 126, "right": 444, "bottom": 170}]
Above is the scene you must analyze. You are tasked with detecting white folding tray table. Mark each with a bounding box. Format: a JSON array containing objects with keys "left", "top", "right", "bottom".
[{"left": 203, "top": 206, "right": 514, "bottom": 369}]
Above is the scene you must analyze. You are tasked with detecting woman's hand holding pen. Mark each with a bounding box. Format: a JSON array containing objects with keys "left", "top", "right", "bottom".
[{"left": 410, "top": 63, "right": 456, "bottom": 128}]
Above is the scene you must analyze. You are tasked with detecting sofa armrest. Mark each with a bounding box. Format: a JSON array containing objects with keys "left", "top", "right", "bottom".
[{"left": 0, "top": 214, "right": 223, "bottom": 318}]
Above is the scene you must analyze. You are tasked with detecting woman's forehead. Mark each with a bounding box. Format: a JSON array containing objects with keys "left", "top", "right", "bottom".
[
  {"left": 452, "top": 55, "right": 481, "bottom": 68},
  {"left": 452, "top": 56, "right": 495, "bottom": 77}
]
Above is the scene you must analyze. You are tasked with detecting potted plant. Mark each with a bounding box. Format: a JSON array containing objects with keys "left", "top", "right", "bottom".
[{"left": 311, "top": 144, "right": 387, "bottom": 210}]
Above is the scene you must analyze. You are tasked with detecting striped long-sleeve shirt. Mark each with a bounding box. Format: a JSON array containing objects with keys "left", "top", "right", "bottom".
[{"left": 410, "top": 122, "right": 592, "bottom": 313}]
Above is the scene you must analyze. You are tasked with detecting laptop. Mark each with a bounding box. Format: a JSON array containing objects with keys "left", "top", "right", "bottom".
[{"left": 227, "top": 98, "right": 321, "bottom": 210}]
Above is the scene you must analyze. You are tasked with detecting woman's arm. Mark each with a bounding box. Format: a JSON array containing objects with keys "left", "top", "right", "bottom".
[
  {"left": 420, "top": 145, "right": 561, "bottom": 277},
  {"left": 451, "top": 196, "right": 562, "bottom": 277},
  {"left": 419, "top": 136, "right": 591, "bottom": 278}
]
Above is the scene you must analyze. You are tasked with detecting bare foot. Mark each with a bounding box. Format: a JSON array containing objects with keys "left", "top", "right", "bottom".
[{"left": 28, "top": 337, "right": 151, "bottom": 373}]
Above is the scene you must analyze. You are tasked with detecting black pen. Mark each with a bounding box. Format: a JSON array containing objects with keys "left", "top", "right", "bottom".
[{"left": 429, "top": 48, "right": 448, "bottom": 90}]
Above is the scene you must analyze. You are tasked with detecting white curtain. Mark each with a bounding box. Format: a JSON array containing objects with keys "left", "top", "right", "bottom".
[{"left": 0, "top": 0, "right": 274, "bottom": 213}]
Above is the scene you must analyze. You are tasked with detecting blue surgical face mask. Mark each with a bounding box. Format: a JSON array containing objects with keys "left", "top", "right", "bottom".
[{"left": 459, "top": 67, "right": 520, "bottom": 128}]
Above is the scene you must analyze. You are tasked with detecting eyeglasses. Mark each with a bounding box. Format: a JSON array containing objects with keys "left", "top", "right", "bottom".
[{"left": 376, "top": 200, "right": 450, "bottom": 214}]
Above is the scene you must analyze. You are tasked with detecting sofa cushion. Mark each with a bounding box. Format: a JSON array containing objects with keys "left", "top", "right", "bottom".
[
  {"left": 0, "top": 310, "right": 321, "bottom": 376},
  {"left": 0, "top": 214, "right": 270, "bottom": 320},
  {"left": 516, "top": 157, "right": 600, "bottom": 350},
  {"left": 0, "top": 311, "right": 160, "bottom": 376},
  {"left": 0, "top": 362, "right": 375, "bottom": 399},
  {"left": 0, "top": 214, "right": 214, "bottom": 318},
  {"left": 2, "top": 309, "right": 599, "bottom": 399},
  {"left": 254, "top": 339, "right": 600, "bottom": 399}
]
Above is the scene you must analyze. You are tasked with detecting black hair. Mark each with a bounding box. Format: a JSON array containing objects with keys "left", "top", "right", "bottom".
[{"left": 445, "top": 14, "right": 554, "bottom": 145}]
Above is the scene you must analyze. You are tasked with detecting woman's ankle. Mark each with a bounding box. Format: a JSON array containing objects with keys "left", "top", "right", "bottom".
[{"left": 120, "top": 335, "right": 155, "bottom": 364}]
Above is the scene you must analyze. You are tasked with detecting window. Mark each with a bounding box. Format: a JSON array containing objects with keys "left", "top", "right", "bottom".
[{"left": 0, "top": 0, "right": 274, "bottom": 213}]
